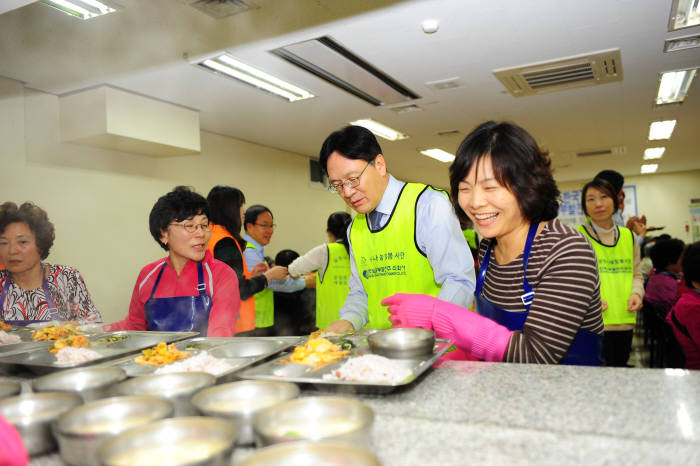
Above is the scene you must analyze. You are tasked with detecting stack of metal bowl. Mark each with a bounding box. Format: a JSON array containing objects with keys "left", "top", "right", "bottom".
[
  {"left": 52, "top": 395, "right": 173, "bottom": 466},
  {"left": 0, "top": 380, "right": 21, "bottom": 400},
  {"left": 0, "top": 392, "right": 82, "bottom": 456},
  {"left": 238, "top": 441, "right": 380, "bottom": 466},
  {"left": 367, "top": 328, "right": 435, "bottom": 359},
  {"left": 253, "top": 396, "right": 374, "bottom": 448},
  {"left": 115, "top": 372, "right": 215, "bottom": 416},
  {"left": 97, "top": 416, "right": 237, "bottom": 466},
  {"left": 33, "top": 367, "right": 126, "bottom": 402},
  {"left": 192, "top": 380, "right": 299, "bottom": 445}
]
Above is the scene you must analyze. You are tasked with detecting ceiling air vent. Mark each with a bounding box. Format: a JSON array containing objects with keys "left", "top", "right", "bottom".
[
  {"left": 389, "top": 104, "right": 423, "bottom": 114},
  {"left": 493, "top": 49, "right": 623, "bottom": 97},
  {"left": 425, "top": 77, "right": 464, "bottom": 91},
  {"left": 437, "top": 129, "right": 460, "bottom": 136},
  {"left": 576, "top": 146, "right": 626, "bottom": 157},
  {"left": 176, "top": 0, "right": 257, "bottom": 19}
]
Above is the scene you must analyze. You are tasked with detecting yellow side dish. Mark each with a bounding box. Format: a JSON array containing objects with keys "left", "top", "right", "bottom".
[
  {"left": 32, "top": 324, "right": 82, "bottom": 341},
  {"left": 134, "top": 342, "right": 190, "bottom": 366},
  {"left": 0, "top": 322, "right": 11, "bottom": 331},
  {"left": 282, "top": 332, "right": 349, "bottom": 367},
  {"left": 49, "top": 335, "right": 90, "bottom": 354}
]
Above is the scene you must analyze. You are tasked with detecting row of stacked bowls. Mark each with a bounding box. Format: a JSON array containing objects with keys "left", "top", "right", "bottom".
[{"left": 0, "top": 366, "right": 377, "bottom": 465}]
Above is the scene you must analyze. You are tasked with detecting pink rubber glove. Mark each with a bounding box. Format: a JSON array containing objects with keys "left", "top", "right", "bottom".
[
  {"left": 382, "top": 293, "right": 513, "bottom": 362},
  {"left": 0, "top": 414, "right": 29, "bottom": 466}
]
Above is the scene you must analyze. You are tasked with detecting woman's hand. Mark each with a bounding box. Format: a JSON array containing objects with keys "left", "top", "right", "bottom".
[
  {"left": 304, "top": 273, "right": 316, "bottom": 288},
  {"left": 323, "top": 319, "right": 354, "bottom": 335},
  {"left": 263, "top": 266, "right": 288, "bottom": 282},
  {"left": 601, "top": 301, "right": 608, "bottom": 311},
  {"left": 628, "top": 293, "right": 643, "bottom": 312},
  {"left": 381, "top": 293, "right": 439, "bottom": 329}
]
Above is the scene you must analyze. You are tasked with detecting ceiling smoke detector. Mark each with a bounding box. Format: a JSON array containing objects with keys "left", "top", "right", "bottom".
[{"left": 425, "top": 77, "right": 464, "bottom": 91}]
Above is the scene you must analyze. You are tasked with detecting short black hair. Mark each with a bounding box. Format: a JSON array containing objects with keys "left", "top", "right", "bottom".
[
  {"left": 326, "top": 211, "right": 352, "bottom": 251},
  {"left": 149, "top": 186, "right": 208, "bottom": 251},
  {"left": 449, "top": 121, "right": 560, "bottom": 225},
  {"left": 207, "top": 185, "right": 246, "bottom": 245},
  {"left": 0, "top": 202, "right": 55, "bottom": 260},
  {"left": 649, "top": 238, "right": 685, "bottom": 271},
  {"left": 594, "top": 170, "right": 624, "bottom": 193},
  {"left": 275, "top": 249, "right": 299, "bottom": 268},
  {"left": 682, "top": 241, "right": 700, "bottom": 287},
  {"left": 319, "top": 125, "right": 382, "bottom": 174},
  {"left": 581, "top": 178, "right": 620, "bottom": 216},
  {"left": 244, "top": 205, "right": 272, "bottom": 231}
]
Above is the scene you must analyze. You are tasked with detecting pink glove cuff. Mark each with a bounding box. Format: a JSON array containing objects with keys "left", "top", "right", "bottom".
[{"left": 0, "top": 415, "right": 29, "bottom": 466}]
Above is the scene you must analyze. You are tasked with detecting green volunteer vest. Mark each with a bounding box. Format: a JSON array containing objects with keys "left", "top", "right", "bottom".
[
  {"left": 350, "top": 183, "right": 443, "bottom": 329},
  {"left": 576, "top": 224, "right": 635, "bottom": 325},
  {"left": 315, "top": 242, "right": 351, "bottom": 330},
  {"left": 245, "top": 243, "right": 274, "bottom": 328},
  {"left": 462, "top": 228, "right": 477, "bottom": 250}
]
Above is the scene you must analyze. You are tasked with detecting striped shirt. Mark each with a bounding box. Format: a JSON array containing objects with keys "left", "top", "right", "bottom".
[{"left": 478, "top": 219, "right": 604, "bottom": 363}]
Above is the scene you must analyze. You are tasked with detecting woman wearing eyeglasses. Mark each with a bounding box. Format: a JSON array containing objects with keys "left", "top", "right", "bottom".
[{"left": 109, "top": 186, "right": 240, "bottom": 336}]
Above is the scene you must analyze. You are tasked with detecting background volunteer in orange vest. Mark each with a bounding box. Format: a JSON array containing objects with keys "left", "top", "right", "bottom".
[
  {"left": 319, "top": 125, "right": 476, "bottom": 334},
  {"left": 243, "top": 205, "right": 307, "bottom": 335},
  {"left": 206, "top": 186, "right": 288, "bottom": 334}
]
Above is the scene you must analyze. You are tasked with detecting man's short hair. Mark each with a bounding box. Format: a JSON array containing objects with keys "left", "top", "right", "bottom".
[
  {"left": 594, "top": 170, "right": 624, "bottom": 193},
  {"left": 319, "top": 125, "right": 382, "bottom": 174}
]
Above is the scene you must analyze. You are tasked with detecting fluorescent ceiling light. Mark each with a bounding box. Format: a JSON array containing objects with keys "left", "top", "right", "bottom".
[
  {"left": 664, "top": 33, "right": 700, "bottom": 52},
  {"left": 350, "top": 119, "right": 408, "bottom": 141},
  {"left": 40, "top": 0, "right": 116, "bottom": 20},
  {"left": 643, "top": 147, "right": 665, "bottom": 160},
  {"left": 656, "top": 69, "right": 697, "bottom": 105},
  {"left": 648, "top": 120, "right": 677, "bottom": 140},
  {"left": 669, "top": 0, "right": 700, "bottom": 31},
  {"left": 198, "top": 54, "right": 315, "bottom": 102},
  {"left": 420, "top": 148, "right": 455, "bottom": 163},
  {"left": 641, "top": 164, "right": 658, "bottom": 174}
]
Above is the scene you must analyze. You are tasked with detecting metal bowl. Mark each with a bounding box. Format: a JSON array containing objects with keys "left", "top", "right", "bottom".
[
  {"left": 253, "top": 396, "right": 373, "bottom": 447},
  {"left": 367, "top": 328, "right": 435, "bottom": 359},
  {"left": 192, "top": 380, "right": 299, "bottom": 445},
  {"left": 97, "top": 416, "right": 236, "bottom": 466},
  {"left": 115, "top": 372, "right": 215, "bottom": 416},
  {"left": 0, "top": 392, "right": 82, "bottom": 456},
  {"left": 53, "top": 395, "right": 173, "bottom": 466},
  {"left": 237, "top": 441, "right": 380, "bottom": 466},
  {"left": 0, "top": 380, "right": 21, "bottom": 400},
  {"left": 33, "top": 367, "right": 127, "bottom": 402},
  {"left": 209, "top": 339, "right": 286, "bottom": 358}
]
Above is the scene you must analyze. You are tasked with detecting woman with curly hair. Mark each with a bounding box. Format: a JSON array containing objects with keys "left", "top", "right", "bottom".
[
  {"left": 383, "top": 121, "right": 604, "bottom": 365},
  {"left": 0, "top": 201, "right": 102, "bottom": 324}
]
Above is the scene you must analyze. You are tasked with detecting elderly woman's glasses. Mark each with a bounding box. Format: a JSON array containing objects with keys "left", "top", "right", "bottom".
[
  {"left": 328, "top": 161, "right": 372, "bottom": 194},
  {"left": 170, "top": 222, "right": 210, "bottom": 233}
]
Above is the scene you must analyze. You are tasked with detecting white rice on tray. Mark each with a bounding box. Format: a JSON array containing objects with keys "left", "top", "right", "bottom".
[
  {"left": 323, "top": 354, "right": 412, "bottom": 384},
  {"left": 55, "top": 346, "right": 102, "bottom": 364},
  {"left": 154, "top": 351, "right": 233, "bottom": 376},
  {"left": 0, "top": 330, "right": 21, "bottom": 345}
]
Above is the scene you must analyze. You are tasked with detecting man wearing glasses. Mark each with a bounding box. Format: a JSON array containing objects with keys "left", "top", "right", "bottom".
[{"left": 320, "top": 125, "right": 476, "bottom": 334}]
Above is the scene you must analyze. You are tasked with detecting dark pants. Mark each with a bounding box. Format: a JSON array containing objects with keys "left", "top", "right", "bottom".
[
  {"left": 602, "top": 330, "right": 634, "bottom": 367},
  {"left": 237, "top": 326, "right": 274, "bottom": 337}
]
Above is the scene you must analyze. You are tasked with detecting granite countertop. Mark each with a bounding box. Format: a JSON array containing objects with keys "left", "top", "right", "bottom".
[{"left": 4, "top": 361, "right": 700, "bottom": 465}]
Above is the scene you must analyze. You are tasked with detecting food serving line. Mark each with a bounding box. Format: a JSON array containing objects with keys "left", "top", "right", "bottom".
[{"left": 1, "top": 327, "right": 699, "bottom": 465}]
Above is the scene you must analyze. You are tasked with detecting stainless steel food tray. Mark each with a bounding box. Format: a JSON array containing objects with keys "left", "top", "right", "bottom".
[
  {"left": 0, "top": 331, "right": 198, "bottom": 374},
  {"left": 97, "top": 336, "right": 301, "bottom": 383},
  {"left": 237, "top": 334, "right": 454, "bottom": 394}
]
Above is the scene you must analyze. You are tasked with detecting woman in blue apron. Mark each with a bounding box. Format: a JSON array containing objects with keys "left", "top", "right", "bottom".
[
  {"left": 0, "top": 201, "right": 102, "bottom": 326},
  {"left": 106, "top": 187, "right": 240, "bottom": 337},
  {"left": 383, "top": 121, "right": 603, "bottom": 365}
]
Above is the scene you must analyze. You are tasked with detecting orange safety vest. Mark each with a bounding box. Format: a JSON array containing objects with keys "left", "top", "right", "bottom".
[{"left": 206, "top": 224, "right": 255, "bottom": 333}]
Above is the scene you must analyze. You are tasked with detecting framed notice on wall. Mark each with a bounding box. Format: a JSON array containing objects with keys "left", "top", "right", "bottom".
[{"left": 557, "top": 185, "right": 638, "bottom": 227}]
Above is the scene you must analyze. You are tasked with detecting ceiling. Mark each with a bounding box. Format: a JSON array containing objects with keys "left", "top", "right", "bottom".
[{"left": 1, "top": 0, "right": 698, "bottom": 187}]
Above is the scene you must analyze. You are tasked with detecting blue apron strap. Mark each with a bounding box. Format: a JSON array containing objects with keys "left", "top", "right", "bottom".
[
  {"left": 474, "top": 239, "right": 495, "bottom": 297},
  {"left": 149, "top": 262, "right": 167, "bottom": 300},
  {"left": 196, "top": 261, "right": 207, "bottom": 296},
  {"left": 520, "top": 223, "right": 539, "bottom": 309},
  {"left": 0, "top": 275, "right": 9, "bottom": 314}
]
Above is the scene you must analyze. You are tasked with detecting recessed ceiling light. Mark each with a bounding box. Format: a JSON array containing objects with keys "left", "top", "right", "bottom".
[
  {"left": 648, "top": 120, "right": 677, "bottom": 140},
  {"left": 420, "top": 148, "right": 455, "bottom": 163},
  {"left": 40, "top": 0, "right": 116, "bottom": 20},
  {"left": 641, "top": 164, "right": 659, "bottom": 174},
  {"left": 197, "top": 53, "right": 315, "bottom": 102},
  {"left": 349, "top": 119, "right": 408, "bottom": 141},
  {"left": 656, "top": 69, "right": 697, "bottom": 105},
  {"left": 664, "top": 33, "right": 700, "bottom": 52},
  {"left": 643, "top": 147, "right": 666, "bottom": 160},
  {"left": 668, "top": 0, "right": 700, "bottom": 31}
]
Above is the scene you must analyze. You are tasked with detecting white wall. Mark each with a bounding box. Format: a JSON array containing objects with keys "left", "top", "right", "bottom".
[
  {"left": 558, "top": 170, "right": 700, "bottom": 244},
  {"left": 0, "top": 78, "right": 347, "bottom": 322}
]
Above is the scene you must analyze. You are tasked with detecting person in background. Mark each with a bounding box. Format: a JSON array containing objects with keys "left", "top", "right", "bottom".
[
  {"left": 383, "top": 121, "right": 603, "bottom": 364},
  {"left": 273, "top": 249, "right": 317, "bottom": 336},
  {"left": 577, "top": 178, "right": 644, "bottom": 366},
  {"left": 645, "top": 238, "right": 685, "bottom": 314},
  {"left": 594, "top": 169, "right": 647, "bottom": 241},
  {"left": 288, "top": 211, "right": 352, "bottom": 330},
  {"left": 319, "top": 125, "right": 475, "bottom": 334},
  {"left": 243, "top": 205, "right": 308, "bottom": 336},
  {"left": 109, "top": 186, "right": 239, "bottom": 336},
  {"left": 0, "top": 202, "right": 102, "bottom": 325},
  {"left": 206, "top": 186, "right": 288, "bottom": 334},
  {"left": 666, "top": 241, "right": 700, "bottom": 369}
]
